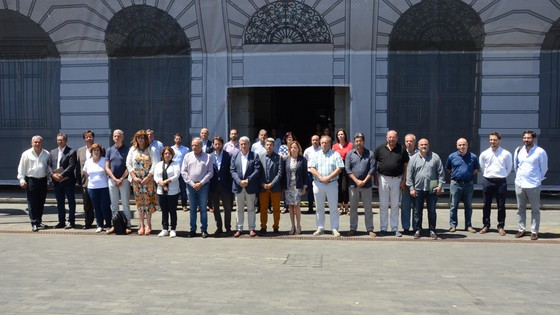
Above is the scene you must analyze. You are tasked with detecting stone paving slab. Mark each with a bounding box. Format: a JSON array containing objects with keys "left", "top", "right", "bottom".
[{"left": 0, "top": 234, "right": 558, "bottom": 314}]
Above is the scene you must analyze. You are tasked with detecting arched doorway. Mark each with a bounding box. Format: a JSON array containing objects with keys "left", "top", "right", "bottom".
[
  {"left": 105, "top": 5, "right": 191, "bottom": 146},
  {"left": 0, "top": 9, "right": 60, "bottom": 181},
  {"left": 538, "top": 18, "right": 560, "bottom": 184},
  {"left": 388, "top": 0, "right": 484, "bottom": 158}
]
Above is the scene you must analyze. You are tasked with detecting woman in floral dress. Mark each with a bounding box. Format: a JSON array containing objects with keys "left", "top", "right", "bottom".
[
  {"left": 283, "top": 140, "right": 307, "bottom": 235},
  {"left": 126, "top": 129, "right": 160, "bottom": 235}
]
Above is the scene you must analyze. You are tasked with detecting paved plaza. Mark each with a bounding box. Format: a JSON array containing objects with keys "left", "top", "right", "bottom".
[{"left": 1, "top": 188, "right": 559, "bottom": 314}]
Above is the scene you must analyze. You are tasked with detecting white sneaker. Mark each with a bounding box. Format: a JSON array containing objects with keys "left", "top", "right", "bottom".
[
  {"left": 312, "top": 228, "right": 324, "bottom": 236},
  {"left": 332, "top": 229, "right": 341, "bottom": 237},
  {"left": 169, "top": 230, "right": 176, "bottom": 238},
  {"left": 158, "top": 230, "right": 169, "bottom": 237},
  {"left": 95, "top": 227, "right": 103, "bottom": 233}
]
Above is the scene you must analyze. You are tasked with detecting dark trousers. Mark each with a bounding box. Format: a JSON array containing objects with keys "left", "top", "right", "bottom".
[
  {"left": 158, "top": 193, "right": 179, "bottom": 230},
  {"left": 178, "top": 176, "right": 188, "bottom": 207},
  {"left": 413, "top": 190, "right": 438, "bottom": 232},
  {"left": 337, "top": 169, "right": 349, "bottom": 204},
  {"left": 88, "top": 188, "right": 112, "bottom": 228},
  {"left": 482, "top": 177, "right": 507, "bottom": 229},
  {"left": 210, "top": 185, "right": 234, "bottom": 231},
  {"left": 54, "top": 182, "right": 76, "bottom": 224},
  {"left": 307, "top": 172, "right": 315, "bottom": 210},
  {"left": 26, "top": 176, "right": 47, "bottom": 226},
  {"left": 81, "top": 187, "right": 95, "bottom": 226}
]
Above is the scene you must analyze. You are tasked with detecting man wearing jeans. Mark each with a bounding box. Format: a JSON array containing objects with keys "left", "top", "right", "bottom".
[
  {"left": 446, "top": 138, "right": 480, "bottom": 233},
  {"left": 401, "top": 133, "right": 417, "bottom": 235},
  {"left": 309, "top": 135, "right": 344, "bottom": 237},
  {"left": 182, "top": 137, "right": 214, "bottom": 238},
  {"left": 345, "top": 132, "right": 376, "bottom": 237},
  {"left": 513, "top": 130, "right": 548, "bottom": 240},
  {"left": 407, "top": 139, "right": 444, "bottom": 240},
  {"left": 105, "top": 129, "right": 131, "bottom": 234},
  {"left": 374, "top": 130, "right": 409, "bottom": 237}
]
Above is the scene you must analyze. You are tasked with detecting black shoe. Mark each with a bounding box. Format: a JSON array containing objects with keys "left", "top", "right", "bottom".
[
  {"left": 188, "top": 231, "right": 196, "bottom": 238},
  {"left": 37, "top": 223, "right": 48, "bottom": 230},
  {"left": 32, "top": 225, "right": 39, "bottom": 232},
  {"left": 378, "top": 230, "right": 386, "bottom": 237},
  {"left": 273, "top": 228, "right": 279, "bottom": 234},
  {"left": 259, "top": 228, "right": 267, "bottom": 236},
  {"left": 65, "top": 223, "right": 75, "bottom": 229},
  {"left": 307, "top": 209, "right": 314, "bottom": 214},
  {"left": 83, "top": 223, "right": 92, "bottom": 230},
  {"left": 201, "top": 231, "right": 208, "bottom": 238},
  {"left": 54, "top": 222, "right": 65, "bottom": 229},
  {"left": 402, "top": 229, "right": 410, "bottom": 235}
]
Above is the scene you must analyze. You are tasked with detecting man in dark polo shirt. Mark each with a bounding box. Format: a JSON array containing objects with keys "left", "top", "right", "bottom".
[
  {"left": 346, "top": 132, "right": 376, "bottom": 237},
  {"left": 446, "top": 138, "right": 480, "bottom": 233},
  {"left": 373, "top": 130, "right": 409, "bottom": 237}
]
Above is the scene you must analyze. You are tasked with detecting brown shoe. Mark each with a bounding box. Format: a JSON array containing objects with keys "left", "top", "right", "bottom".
[
  {"left": 449, "top": 226, "right": 457, "bottom": 232},
  {"left": 479, "top": 226, "right": 489, "bottom": 234},
  {"left": 515, "top": 231, "right": 526, "bottom": 238},
  {"left": 530, "top": 233, "right": 538, "bottom": 241},
  {"left": 466, "top": 227, "right": 477, "bottom": 233},
  {"left": 498, "top": 228, "right": 506, "bottom": 236},
  {"left": 368, "top": 231, "right": 377, "bottom": 238},
  {"left": 347, "top": 229, "right": 356, "bottom": 237}
]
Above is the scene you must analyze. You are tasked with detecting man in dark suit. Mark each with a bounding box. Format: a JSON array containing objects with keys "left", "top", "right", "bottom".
[
  {"left": 230, "top": 136, "right": 261, "bottom": 237},
  {"left": 48, "top": 133, "right": 77, "bottom": 229},
  {"left": 258, "top": 138, "right": 284, "bottom": 234},
  {"left": 200, "top": 128, "right": 214, "bottom": 154},
  {"left": 209, "top": 136, "right": 233, "bottom": 236},
  {"left": 76, "top": 130, "right": 96, "bottom": 229}
]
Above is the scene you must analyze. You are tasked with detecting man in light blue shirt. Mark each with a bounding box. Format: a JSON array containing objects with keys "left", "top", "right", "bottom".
[
  {"left": 513, "top": 130, "right": 548, "bottom": 240},
  {"left": 172, "top": 133, "right": 190, "bottom": 211}
]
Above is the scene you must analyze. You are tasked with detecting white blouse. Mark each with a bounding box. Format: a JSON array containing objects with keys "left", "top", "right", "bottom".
[{"left": 152, "top": 160, "right": 181, "bottom": 195}]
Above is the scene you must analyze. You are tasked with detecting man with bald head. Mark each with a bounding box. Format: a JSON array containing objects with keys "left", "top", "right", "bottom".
[
  {"left": 446, "top": 138, "right": 480, "bottom": 233},
  {"left": 374, "top": 130, "right": 409, "bottom": 237}
]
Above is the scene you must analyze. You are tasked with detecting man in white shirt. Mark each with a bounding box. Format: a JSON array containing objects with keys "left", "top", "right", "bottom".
[
  {"left": 147, "top": 129, "right": 164, "bottom": 157},
  {"left": 513, "top": 130, "right": 548, "bottom": 240},
  {"left": 17, "top": 135, "right": 50, "bottom": 232},
  {"left": 479, "top": 132, "right": 512, "bottom": 236}
]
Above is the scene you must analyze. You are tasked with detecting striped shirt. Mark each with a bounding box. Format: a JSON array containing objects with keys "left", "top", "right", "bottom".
[{"left": 309, "top": 149, "right": 344, "bottom": 181}]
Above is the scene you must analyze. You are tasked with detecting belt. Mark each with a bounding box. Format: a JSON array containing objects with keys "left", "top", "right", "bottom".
[
  {"left": 484, "top": 177, "right": 506, "bottom": 183},
  {"left": 451, "top": 179, "right": 472, "bottom": 185},
  {"left": 380, "top": 174, "right": 402, "bottom": 179},
  {"left": 25, "top": 176, "right": 47, "bottom": 180}
]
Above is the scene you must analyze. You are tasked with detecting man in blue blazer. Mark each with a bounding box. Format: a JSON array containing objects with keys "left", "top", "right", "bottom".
[
  {"left": 230, "top": 136, "right": 262, "bottom": 237},
  {"left": 48, "top": 133, "right": 77, "bottom": 229},
  {"left": 259, "top": 138, "right": 284, "bottom": 234},
  {"left": 209, "top": 136, "right": 234, "bottom": 236}
]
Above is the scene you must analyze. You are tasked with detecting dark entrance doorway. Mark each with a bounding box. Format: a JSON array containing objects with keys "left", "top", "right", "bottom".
[{"left": 229, "top": 87, "right": 336, "bottom": 147}]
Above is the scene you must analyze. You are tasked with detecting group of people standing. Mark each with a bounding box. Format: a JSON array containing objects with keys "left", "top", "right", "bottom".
[{"left": 17, "top": 127, "right": 548, "bottom": 240}]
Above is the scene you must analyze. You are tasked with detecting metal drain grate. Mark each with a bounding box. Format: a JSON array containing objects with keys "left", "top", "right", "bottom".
[{"left": 284, "top": 254, "right": 323, "bottom": 267}]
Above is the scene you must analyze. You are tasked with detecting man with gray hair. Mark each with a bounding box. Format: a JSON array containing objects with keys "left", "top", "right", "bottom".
[
  {"left": 105, "top": 129, "right": 131, "bottom": 234},
  {"left": 182, "top": 137, "right": 214, "bottom": 238},
  {"left": 231, "top": 136, "right": 262, "bottom": 237},
  {"left": 18, "top": 135, "right": 50, "bottom": 232}
]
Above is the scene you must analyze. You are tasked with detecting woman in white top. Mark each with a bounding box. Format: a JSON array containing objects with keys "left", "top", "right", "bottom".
[
  {"left": 126, "top": 129, "right": 160, "bottom": 235},
  {"left": 82, "top": 143, "right": 112, "bottom": 233},
  {"left": 153, "top": 146, "right": 181, "bottom": 238}
]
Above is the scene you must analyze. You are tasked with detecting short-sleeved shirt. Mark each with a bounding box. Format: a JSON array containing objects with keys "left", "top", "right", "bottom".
[
  {"left": 309, "top": 149, "right": 344, "bottom": 181},
  {"left": 105, "top": 144, "right": 129, "bottom": 179},
  {"left": 445, "top": 151, "right": 480, "bottom": 182},
  {"left": 83, "top": 157, "right": 109, "bottom": 189},
  {"left": 374, "top": 143, "right": 409, "bottom": 177},
  {"left": 345, "top": 148, "right": 375, "bottom": 188}
]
